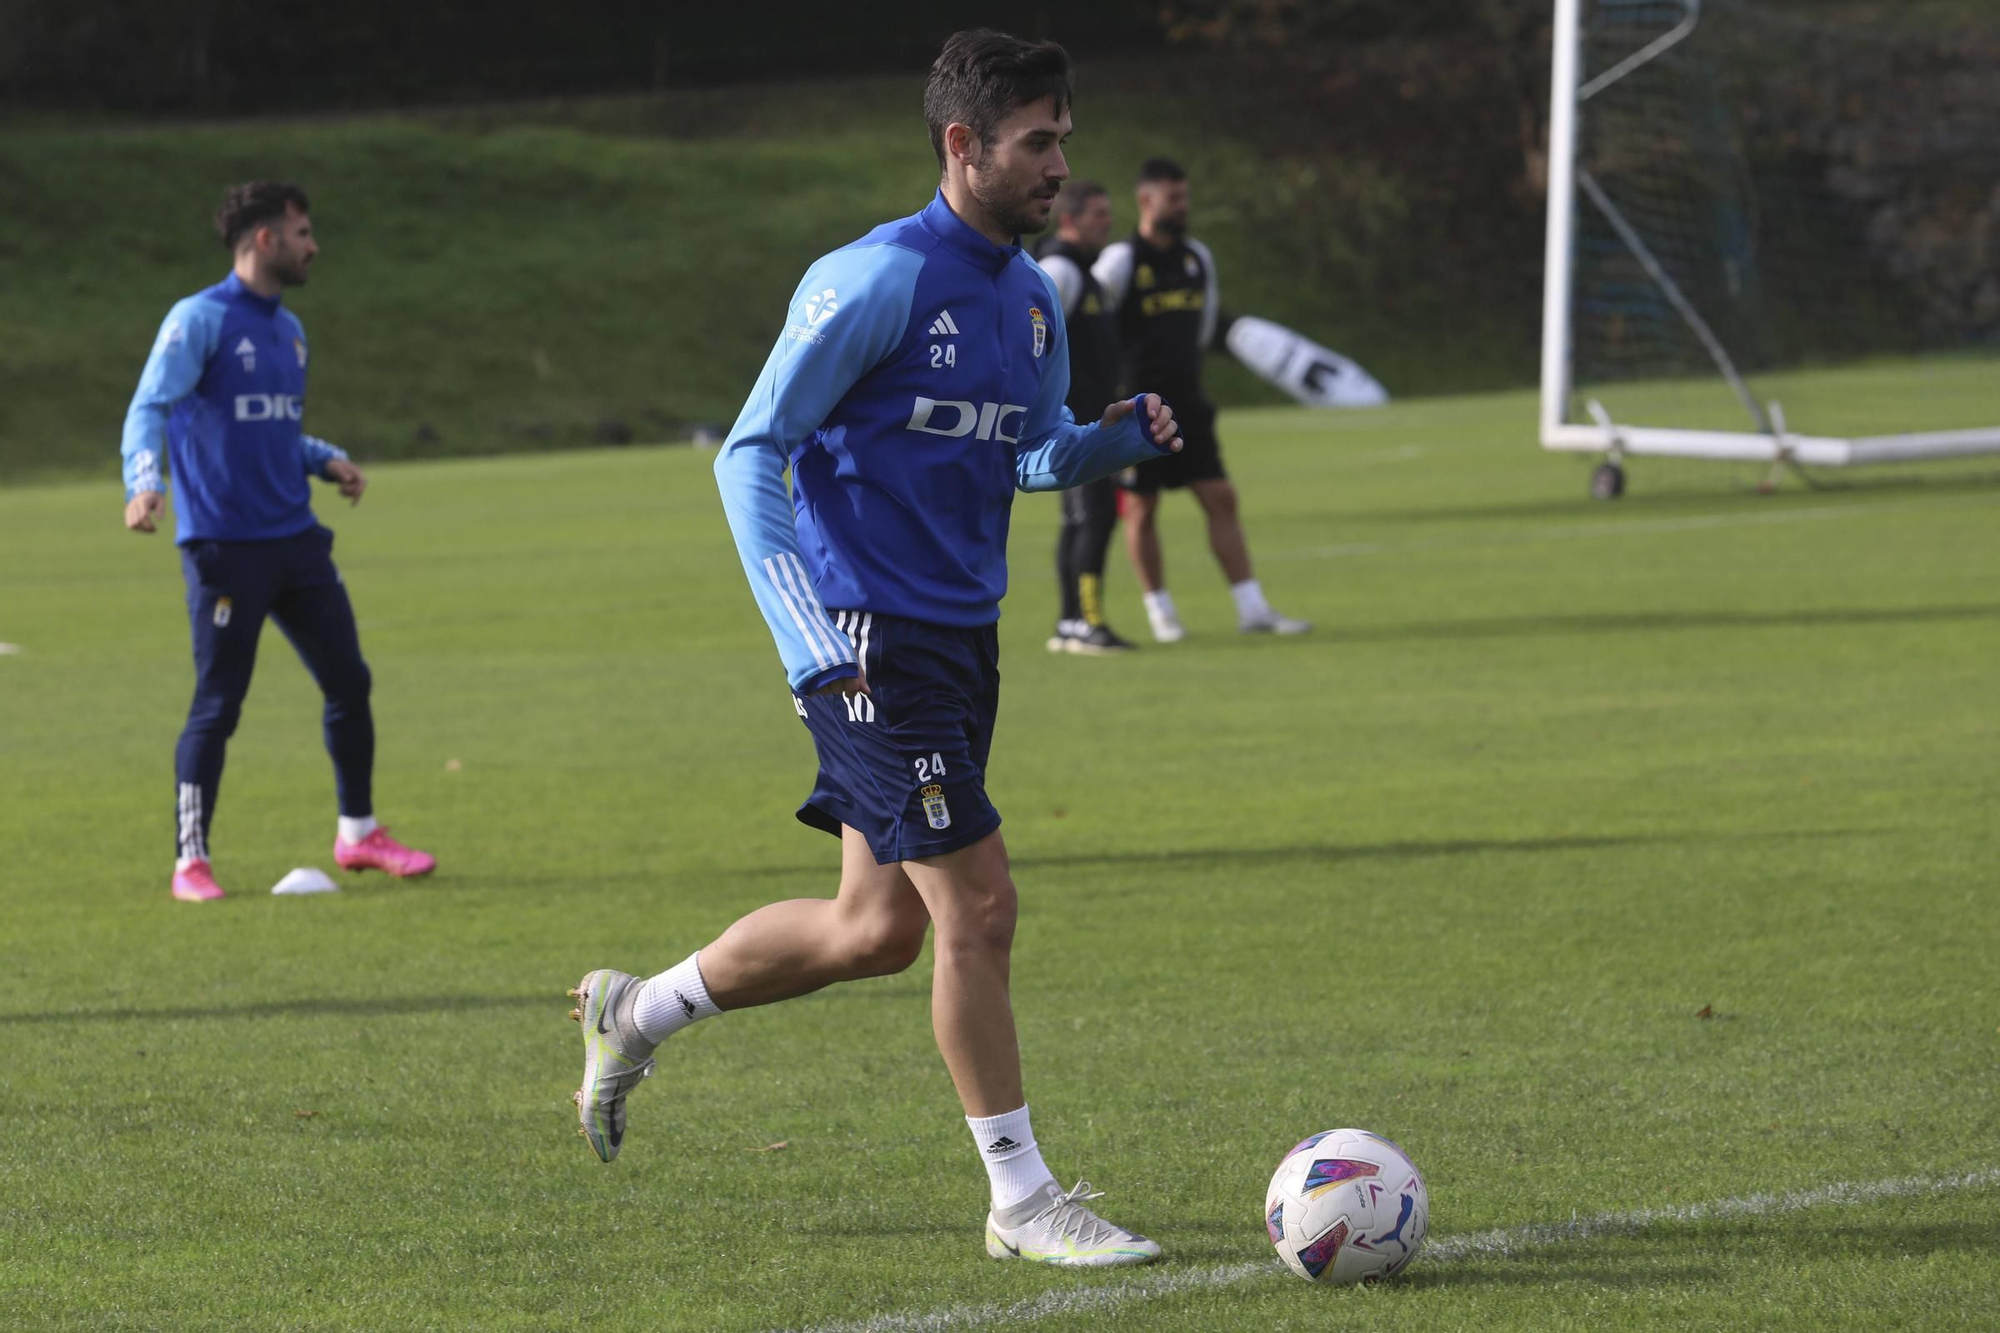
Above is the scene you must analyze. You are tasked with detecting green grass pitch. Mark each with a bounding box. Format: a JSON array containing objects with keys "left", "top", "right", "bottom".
[{"left": 2, "top": 384, "right": 1997, "bottom": 1331}]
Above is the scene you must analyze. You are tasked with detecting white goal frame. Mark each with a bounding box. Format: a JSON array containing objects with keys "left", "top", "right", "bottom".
[{"left": 1539, "top": 0, "right": 2000, "bottom": 470}]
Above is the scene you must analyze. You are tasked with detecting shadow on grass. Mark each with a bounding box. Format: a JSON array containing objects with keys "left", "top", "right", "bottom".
[
  {"left": 1323, "top": 602, "right": 2000, "bottom": 646},
  {"left": 1355, "top": 471, "right": 2000, "bottom": 526},
  {"left": 724, "top": 826, "right": 1884, "bottom": 882},
  {"left": 0, "top": 991, "right": 553, "bottom": 1027},
  {"left": 1010, "top": 827, "right": 1886, "bottom": 876}
]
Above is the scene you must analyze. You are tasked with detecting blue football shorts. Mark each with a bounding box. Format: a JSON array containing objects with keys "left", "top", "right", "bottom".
[{"left": 792, "top": 610, "right": 1003, "bottom": 865}]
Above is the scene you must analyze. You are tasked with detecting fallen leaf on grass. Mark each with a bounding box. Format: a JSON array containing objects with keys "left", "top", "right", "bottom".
[
  {"left": 748, "top": 1141, "right": 788, "bottom": 1152},
  {"left": 1695, "top": 1005, "right": 1714, "bottom": 1019}
]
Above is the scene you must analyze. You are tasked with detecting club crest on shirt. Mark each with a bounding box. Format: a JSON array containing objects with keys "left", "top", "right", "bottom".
[
  {"left": 1184, "top": 253, "right": 1200, "bottom": 277},
  {"left": 920, "top": 783, "right": 951, "bottom": 830},
  {"left": 1028, "top": 306, "right": 1047, "bottom": 359},
  {"left": 1136, "top": 263, "right": 1155, "bottom": 290},
  {"left": 212, "top": 597, "right": 233, "bottom": 628},
  {"left": 294, "top": 338, "right": 307, "bottom": 369}
]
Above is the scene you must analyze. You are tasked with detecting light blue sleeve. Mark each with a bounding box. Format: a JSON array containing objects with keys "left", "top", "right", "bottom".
[
  {"left": 1012, "top": 266, "right": 1161, "bottom": 494},
  {"left": 713, "top": 243, "right": 923, "bottom": 692},
  {"left": 120, "top": 298, "right": 218, "bottom": 499},
  {"left": 301, "top": 434, "right": 349, "bottom": 479}
]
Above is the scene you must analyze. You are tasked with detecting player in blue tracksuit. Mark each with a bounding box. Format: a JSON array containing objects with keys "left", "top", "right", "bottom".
[
  {"left": 568, "top": 31, "right": 1178, "bottom": 1266},
  {"left": 122, "top": 181, "right": 435, "bottom": 902}
]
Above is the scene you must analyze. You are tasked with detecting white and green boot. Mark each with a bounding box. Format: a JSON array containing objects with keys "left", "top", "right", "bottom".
[
  {"left": 567, "top": 969, "right": 658, "bottom": 1162},
  {"left": 985, "top": 1181, "right": 1162, "bottom": 1267}
]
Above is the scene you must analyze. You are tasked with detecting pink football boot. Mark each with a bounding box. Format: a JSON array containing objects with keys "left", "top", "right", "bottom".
[
  {"left": 171, "top": 860, "right": 226, "bottom": 902},
  {"left": 334, "top": 828, "right": 437, "bottom": 878}
]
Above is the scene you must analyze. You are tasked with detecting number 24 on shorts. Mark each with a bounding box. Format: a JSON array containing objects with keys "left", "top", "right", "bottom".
[{"left": 913, "top": 753, "right": 948, "bottom": 783}]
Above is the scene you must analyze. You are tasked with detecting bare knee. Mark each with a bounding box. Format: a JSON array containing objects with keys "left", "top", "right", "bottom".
[
  {"left": 1198, "top": 482, "right": 1240, "bottom": 520},
  {"left": 933, "top": 877, "right": 1017, "bottom": 962},
  {"left": 842, "top": 903, "right": 930, "bottom": 978}
]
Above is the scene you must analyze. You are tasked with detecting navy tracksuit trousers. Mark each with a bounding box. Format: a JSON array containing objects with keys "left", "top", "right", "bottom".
[{"left": 174, "top": 524, "right": 373, "bottom": 860}]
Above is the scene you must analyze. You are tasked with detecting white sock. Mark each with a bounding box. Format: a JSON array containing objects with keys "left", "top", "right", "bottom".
[
  {"left": 175, "top": 856, "right": 199, "bottom": 872},
  {"left": 1143, "top": 589, "right": 1178, "bottom": 622},
  {"left": 338, "top": 814, "right": 378, "bottom": 843},
  {"left": 632, "top": 952, "right": 723, "bottom": 1042},
  {"left": 1230, "top": 578, "right": 1272, "bottom": 620},
  {"left": 967, "top": 1105, "right": 1058, "bottom": 1213}
]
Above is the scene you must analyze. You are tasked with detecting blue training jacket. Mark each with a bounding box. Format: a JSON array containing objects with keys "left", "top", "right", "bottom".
[
  {"left": 120, "top": 272, "right": 348, "bottom": 544},
  {"left": 715, "top": 191, "right": 1168, "bottom": 693}
]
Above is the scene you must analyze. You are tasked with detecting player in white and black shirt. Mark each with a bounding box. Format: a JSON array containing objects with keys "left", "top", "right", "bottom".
[{"left": 1093, "top": 158, "right": 1311, "bottom": 641}]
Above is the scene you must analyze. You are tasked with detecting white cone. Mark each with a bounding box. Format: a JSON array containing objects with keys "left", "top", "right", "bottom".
[{"left": 272, "top": 867, "right": 339, "bottom": 896}]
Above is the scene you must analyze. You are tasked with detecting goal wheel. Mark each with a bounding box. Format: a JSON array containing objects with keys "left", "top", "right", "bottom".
[{"left": 1589, "top": 462, "right": 1626, "bottom": 501}]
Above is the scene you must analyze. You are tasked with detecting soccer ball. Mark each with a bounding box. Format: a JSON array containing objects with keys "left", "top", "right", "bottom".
[{"left": 1264, "top": 1128, "right": 1428, "bottom": 1284}]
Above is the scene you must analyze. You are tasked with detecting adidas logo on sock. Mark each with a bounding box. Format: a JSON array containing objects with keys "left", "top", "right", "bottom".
[
  {"left": 985, "top": 1136, "right": 1020, "bottom": 1154},
  {"left": 675, "top": 990, "right": 697, "bottom": 1019},
  {"left": 928, "top": 310, "right": 960, "bottom": 337}
]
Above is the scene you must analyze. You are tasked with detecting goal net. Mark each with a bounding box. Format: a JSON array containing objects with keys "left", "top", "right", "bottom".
[{"left": 1540, "top": 0, "right": 2000, "bottom": 488}]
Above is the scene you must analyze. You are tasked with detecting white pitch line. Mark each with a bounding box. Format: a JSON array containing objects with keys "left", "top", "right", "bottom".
[
  {"left": 777, "top": 1167, "right": 2000, "bottom": 1333},
  {"left": 1423, "top": 1165, "right": 2000, "bottom": 1263},
  {"left": 776, "top": 1261, "right": 1276, "bottom": 1333},
  {"left": 1276, "top": 492, "right": 2000, "bottom": 562}
]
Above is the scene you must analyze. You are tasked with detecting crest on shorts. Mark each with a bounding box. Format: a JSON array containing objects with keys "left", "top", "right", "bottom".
[
  {"left": 212, "top": 597, "right": 233, "bottom": 628},
  {"left": 920, "top": 783, "right": 951, "bottom": 830},
  {"left": 1028, "top": 306, "right": 1047, "bottom": 358}
]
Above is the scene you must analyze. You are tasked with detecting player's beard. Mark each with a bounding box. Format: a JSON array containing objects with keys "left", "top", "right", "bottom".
[
  {"left": 273, "top": 249, "right": 311, "bottom": 288},
  {"left": 975, "top": 173, "right": 1055, "bottom": 239},
  {"left": 1155, "top": 212, "right": 1188, "bottom": 239}
]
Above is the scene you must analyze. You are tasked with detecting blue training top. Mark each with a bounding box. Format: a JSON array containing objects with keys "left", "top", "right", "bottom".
[
  {"left": 120, "top": 272, "right": 349, "bottom": 544},
  {"left": 715, "top": 191, "right": 1168, "bottom": 694}
]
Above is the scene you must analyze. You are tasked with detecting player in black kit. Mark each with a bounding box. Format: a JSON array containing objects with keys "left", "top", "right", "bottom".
[
  {"left": 1093, "top": 158, "right": 1310, "bottom": 641},
  {"left": 1033, "top": 180, "right": 1136, "bottom": 655}
]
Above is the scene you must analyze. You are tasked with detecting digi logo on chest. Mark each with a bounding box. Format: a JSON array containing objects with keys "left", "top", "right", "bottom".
[
  {"left": 235, "top": 393, "right": 304, "bottom": 421},
  {"left": 906, "top": 397, "right": 1025, "bottom": 444}
]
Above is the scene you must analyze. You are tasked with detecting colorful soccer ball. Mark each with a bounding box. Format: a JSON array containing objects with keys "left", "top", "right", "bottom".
[{"left": 1264, "top": 1128, "right": 1428, "bottom": 1284}]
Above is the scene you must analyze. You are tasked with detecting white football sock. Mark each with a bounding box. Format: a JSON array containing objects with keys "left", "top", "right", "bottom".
[
  {"left": 633, "top": 952, "right": 723, "bottom": 1042},
  {"left": 338, "top": 815, "right": 378, "bottom": 843},
  {"left": 967, "top": 1104, "right": 1058, "bottom": 1212},
  {"left": 175, "top": 856, "right": 199, "bottom": 872},
  {"left": 1143, "top": 589, "right": 1179, "bottom": 622},
  {"left": 1230, "top": 578, "right": 1272, "bottom": 620}
]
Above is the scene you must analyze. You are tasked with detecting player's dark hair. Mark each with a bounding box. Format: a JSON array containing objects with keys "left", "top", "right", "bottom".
[
  {"left": 923, "top": 29, "right": 1072, "bottom": 170},
  {"left": 215, "top": 181, "right": 310, "bottom": 251},
  {"left": 1054, "top": 179, "right": 1107, "bottom": 218},
  {"left": 1137, "top": 157, "right": 1188, "bottom": 185}
]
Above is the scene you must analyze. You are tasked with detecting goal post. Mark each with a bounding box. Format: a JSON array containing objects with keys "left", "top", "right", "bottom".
[{"left": 1540, "top": 0, "right": 2000, "bottom": 491}]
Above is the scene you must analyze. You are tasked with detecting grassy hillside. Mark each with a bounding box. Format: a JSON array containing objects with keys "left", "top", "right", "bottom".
[{"left": 0, "top": 61, "right": 1531, "bottom": 483}]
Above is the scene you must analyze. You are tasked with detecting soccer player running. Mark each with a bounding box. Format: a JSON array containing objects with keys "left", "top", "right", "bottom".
[
  {"left": 1094, "top": 158, "right": 1311, "bottom": 642},
  {"left": 568, "top": 31, "right": 1178, "bottom": 1267},
  {"left": 1033, "top": 180, "right": 1138, "bottom": 655},
  {"left": 121, "top": 181, "right": 436, "bottom": 902}
]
